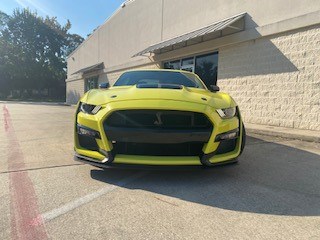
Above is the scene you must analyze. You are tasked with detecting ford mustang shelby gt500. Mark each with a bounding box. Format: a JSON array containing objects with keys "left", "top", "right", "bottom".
[{"left": 74, "top": 69, "right": 246, "bottom": 167}]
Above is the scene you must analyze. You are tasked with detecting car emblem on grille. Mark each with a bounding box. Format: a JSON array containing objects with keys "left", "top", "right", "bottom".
[{"left": 154, "top": 112, "right": 163, "bottom": 126}]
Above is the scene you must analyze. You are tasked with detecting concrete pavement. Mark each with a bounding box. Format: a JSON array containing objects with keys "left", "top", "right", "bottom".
[{"left": 0, "top": 103, "right": 320, "bottom": 239}]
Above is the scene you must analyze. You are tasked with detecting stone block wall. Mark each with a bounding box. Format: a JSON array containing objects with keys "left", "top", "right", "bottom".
[{"left": 218, "top": 25, "right": 320, "bottom": 131}]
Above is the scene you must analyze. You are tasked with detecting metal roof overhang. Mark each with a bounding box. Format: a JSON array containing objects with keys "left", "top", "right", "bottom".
[
  {"left": 133, "top": 12, "right": 246, "bottom": 57},
  {"left": 72, "top": 62, "right": 104, "bottom": 75}
]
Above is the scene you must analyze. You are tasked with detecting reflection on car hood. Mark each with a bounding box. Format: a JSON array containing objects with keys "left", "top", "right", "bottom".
[{"left": 82, "top": 85, "right": 235, "bottom": 109}]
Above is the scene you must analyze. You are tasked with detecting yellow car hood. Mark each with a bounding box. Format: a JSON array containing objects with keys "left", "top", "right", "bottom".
[{"left": 82, "top": 86, "right": 235, "bottom": 109}]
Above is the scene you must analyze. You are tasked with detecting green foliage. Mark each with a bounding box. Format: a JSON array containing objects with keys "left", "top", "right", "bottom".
[
  {"left": 0, "top": 11, "right": 10, "bottom": 30},
  {"left": 0, "top": 9, "right": 84, "bottom": 100}
]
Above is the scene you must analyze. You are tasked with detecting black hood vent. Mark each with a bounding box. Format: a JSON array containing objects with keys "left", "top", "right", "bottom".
[{"left": 136, "top": 83, "right": 183, "bottom": 89}]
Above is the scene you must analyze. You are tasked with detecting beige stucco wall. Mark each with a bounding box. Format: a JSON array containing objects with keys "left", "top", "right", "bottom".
[
  {"left": 218, "top": 25, "right": 320, "bottom": 131},
  {"left": 67, "top": 0, "right": 163, "bottom": 77},
  {"left": 161, "top": 0, "right": 319, "bottom": 40}
]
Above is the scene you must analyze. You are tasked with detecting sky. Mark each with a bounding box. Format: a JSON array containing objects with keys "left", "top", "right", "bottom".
[{"left": 0, "top": 0, "right": 125, "bottom": 37}]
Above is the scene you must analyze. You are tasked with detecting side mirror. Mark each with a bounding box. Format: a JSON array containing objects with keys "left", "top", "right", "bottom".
[
  {"left": 209, "top": 85, "right": 220, "bottom": 92},
  {"left": 99, "top": 82, "right": 110, "bottom": 89}
]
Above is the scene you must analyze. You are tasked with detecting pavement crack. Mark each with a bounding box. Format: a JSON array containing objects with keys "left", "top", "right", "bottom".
[{"left": 154, "top": 196, "right": 179, "bottom": 207}]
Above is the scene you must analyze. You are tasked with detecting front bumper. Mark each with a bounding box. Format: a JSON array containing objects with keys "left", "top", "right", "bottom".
[{"left": 74, "top": 100, "right": 243, "bottom": 167}]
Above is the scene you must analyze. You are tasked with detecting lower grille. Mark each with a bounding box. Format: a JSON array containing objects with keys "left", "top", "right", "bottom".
[
  {"left": 216, "top": 139, "right": 237, "bottom": 154},
  {"left": 78, "top": 134, "right": 99, "bottom": 151},
  {"left": 113, "top": 142, "right": 204, "bottom": 156}
]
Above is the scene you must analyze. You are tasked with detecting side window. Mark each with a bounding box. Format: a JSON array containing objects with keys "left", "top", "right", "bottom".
[{"left": 85, "top": 76, "right": 98, "bottom": 92}]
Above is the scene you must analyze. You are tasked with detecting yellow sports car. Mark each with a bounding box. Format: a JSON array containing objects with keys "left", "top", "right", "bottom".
[{"left": 74, "top": 69, "right": 246, "bottom": 168}]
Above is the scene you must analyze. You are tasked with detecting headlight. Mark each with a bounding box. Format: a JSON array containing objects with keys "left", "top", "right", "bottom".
[
  {"left": 216, "top": 107, "right": 236, "bottom": 119},
  {"left": 79, "top": 102, "right": 102, "bottom": 115}
]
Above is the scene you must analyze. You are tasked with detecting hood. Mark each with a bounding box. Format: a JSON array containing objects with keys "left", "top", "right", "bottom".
[{"left": 82, "top": 85, "right": 235, "bottom": 109}]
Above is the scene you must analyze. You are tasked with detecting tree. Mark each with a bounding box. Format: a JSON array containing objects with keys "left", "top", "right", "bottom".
[
  {"left": 0, "top": 9, "right": 84, "bottom": 100},
  {"left": 0, "top": 11, "right": 10, "bottom": 30},
  {"left": 0, "top": 11, "right": 12, "bottom": 97}
]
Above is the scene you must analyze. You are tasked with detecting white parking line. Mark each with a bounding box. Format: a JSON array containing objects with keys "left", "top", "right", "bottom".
[{"left": 40, "top": 171, "right": 146, "bottom": 223}]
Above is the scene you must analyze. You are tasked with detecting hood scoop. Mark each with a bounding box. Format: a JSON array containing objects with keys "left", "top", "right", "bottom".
[{"left": 136, "top": 83, "right": 183, "bottom": 90}]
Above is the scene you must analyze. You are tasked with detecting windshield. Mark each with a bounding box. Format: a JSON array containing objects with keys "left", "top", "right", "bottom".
[{"left": 114, "top": 71, "right": 206, "bottom": 89}]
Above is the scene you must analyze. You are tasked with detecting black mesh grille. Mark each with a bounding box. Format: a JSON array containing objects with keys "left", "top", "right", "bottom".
[
  {"left": 216, "top": 139, "right": 237, "bottom": 155},
  {"left": 105, "top": 110, "right": 212, "bottom": 130},
  {"left": 104, "top": 110, "right": 212, "bottom": 156},
  {"left": 113, "top": 142, "right": 204, "bottom": 156},
  {"left": 78, "top": 134, "right": 99, "bottom": 151}
]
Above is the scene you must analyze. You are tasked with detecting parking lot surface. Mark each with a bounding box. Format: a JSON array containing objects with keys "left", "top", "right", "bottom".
[{"left": 1, "top": 102, "right": 320, "bottom": 240}]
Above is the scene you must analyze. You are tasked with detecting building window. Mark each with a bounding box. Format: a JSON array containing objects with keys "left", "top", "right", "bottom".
[
  {"left": 163, "top": 52, "right": 218, "bottom": 87},
  {"left": 163, "top": 60, "right": 180, "bottom": 70},
  {"left": 85, "top": 76, "right": 98, "bottom": 92},
  {"left": 181, "top": 57, "right": 194, "bottom": 72},
  {"left": 195, "top": 52, "right": 218, "bottom": 86}
]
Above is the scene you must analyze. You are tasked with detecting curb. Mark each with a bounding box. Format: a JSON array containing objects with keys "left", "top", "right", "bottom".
[
  {"left": 246, "top": 127, "right": 320, "bottom": 143},
  {"left": 0, "top": 101, "right": 71, "bottom": 106}
]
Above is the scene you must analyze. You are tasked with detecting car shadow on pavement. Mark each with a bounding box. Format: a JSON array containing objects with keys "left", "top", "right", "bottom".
[{"left": 90, "top": 136, "right": 320, "bottom": 216}]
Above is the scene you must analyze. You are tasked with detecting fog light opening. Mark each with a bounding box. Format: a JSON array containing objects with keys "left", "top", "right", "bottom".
[
  {"left": 77, "top": 125, "right": 101, "bottom": 139},
  {"left": 215, "top": 128, "right": 239, "bottom": 142}
]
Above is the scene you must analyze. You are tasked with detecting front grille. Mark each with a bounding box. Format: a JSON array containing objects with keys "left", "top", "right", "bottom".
[
  {"left": 104, "top": 110, "right": 212, "bottom": 156},
  {"left": 113, "top": 142, "right": 204, "bottom": 156},
  {"left": 105, "top": 110, "right": 212, "bottom": 130}
]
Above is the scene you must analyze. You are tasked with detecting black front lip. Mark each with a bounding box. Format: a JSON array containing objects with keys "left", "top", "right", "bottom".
[
  {"left": 74, "top": 154, "right": 203, "bottom": 170},
  {"left": 74, "top": 152, "right": 238, "bottom": 169},
  {"left": 104, "top": 126, "right": 211, "bottom": 143}
]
